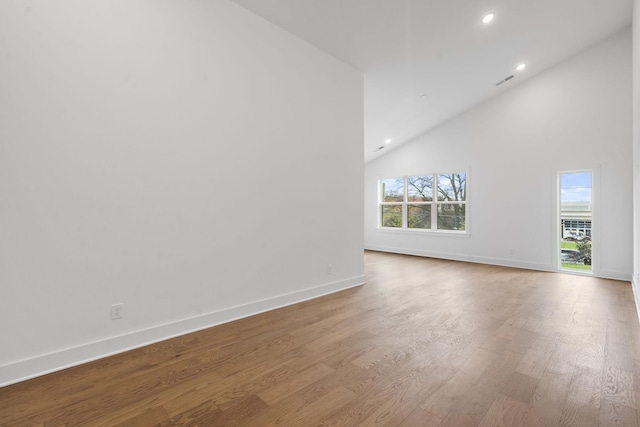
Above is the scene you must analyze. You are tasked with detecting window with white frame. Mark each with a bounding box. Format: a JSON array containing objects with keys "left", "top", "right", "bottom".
[{"left": 380, "top": 173, "right": 467, "bottom": 231}]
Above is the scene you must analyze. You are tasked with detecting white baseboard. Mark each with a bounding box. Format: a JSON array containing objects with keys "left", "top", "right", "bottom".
[
  {"left": 0, "top": 275, "right": 365, "bottom": 388},
  {"left": 598, "top": 269, "right": 633, "bottom": 282},
  {"left": 365, "top": 244, "right": 553, "bottom": 272},
  {"left": 364, "top": 245, "right": 631, "bottom": 282}
]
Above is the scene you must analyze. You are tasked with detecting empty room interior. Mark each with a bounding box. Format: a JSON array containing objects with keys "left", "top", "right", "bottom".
[{"left": 2, "top": 0, "right": 640, "bottom": 425}]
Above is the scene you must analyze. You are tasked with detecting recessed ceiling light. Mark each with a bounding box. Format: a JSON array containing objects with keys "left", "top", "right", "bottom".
[
  {"left": 385, "top": 139, "right": 392, "bottom": 144},
  {"left": 482, "top": 13, "right": 495, "bottom": 24},
  {"left": 516, "top": 63, "right": 526, "bottom": 71}
]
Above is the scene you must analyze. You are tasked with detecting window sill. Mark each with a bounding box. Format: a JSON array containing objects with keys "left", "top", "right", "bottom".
[{"left": 376, "top": 227, "right": 471, "bottom": 238}]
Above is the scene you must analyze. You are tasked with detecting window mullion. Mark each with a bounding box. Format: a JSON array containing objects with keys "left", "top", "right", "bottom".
[
  {"left": 432, "top": 173, "right": 438, "bottom": 229},
  {"left": 403, "top": 177, "right": 408, "bottom": 228}
]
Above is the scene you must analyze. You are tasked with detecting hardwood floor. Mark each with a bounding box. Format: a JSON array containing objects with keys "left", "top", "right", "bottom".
[{"left": 2, "top": 251, "right": 640, "bottom": 426}]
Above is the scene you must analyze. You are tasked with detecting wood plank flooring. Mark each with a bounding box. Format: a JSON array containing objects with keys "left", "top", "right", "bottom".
[{"left": 2, "top": 251, "right": 640, "bottom": 426}]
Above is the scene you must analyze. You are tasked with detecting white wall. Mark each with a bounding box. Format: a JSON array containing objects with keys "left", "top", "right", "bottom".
[
  {"left": 633, "top": 0, "right": 640, "bottom": 307},
  {"left": 365, "top": 28, "right": 632, "bottom": 281},
  {"left": 0, "top": 0, "right": 364, "bottom": 386}
]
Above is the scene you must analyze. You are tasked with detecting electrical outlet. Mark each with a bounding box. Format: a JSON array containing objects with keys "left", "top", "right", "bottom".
[
  {"left": 327, "top": 264, "right": 333, "bottom": 275},
  {"left": 111, "top": 303, "right": 124, "bottom": 320}
]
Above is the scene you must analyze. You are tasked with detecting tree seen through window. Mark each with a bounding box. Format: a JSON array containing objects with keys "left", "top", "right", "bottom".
[{"left": 380, "top": 173, "right": 467, "bottom": 231}]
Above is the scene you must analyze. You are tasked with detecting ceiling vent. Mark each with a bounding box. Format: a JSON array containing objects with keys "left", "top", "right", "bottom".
[{"left": 495, "top": 75, "right": 514, "bottom": 86}]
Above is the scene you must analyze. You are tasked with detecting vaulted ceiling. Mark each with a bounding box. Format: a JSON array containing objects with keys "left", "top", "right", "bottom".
[{"left": 231, "top": 0, "right": 634, "bottom": 162}]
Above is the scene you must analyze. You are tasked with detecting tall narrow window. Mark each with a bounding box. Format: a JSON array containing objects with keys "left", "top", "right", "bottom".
[{"left": 559, "top": 171, "right": 592, "bottom": 272}]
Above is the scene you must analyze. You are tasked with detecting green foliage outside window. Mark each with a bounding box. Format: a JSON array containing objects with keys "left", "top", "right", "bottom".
[{"left": 381, "top": 205, "right": 402, "bottom": 227}]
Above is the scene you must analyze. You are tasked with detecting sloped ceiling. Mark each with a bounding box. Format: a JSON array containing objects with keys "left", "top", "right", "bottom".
[{"left": 231, "top": 0, "right": 633, "bottom": 162}]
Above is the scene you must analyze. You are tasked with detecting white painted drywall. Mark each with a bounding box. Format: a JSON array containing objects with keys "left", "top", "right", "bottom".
[
  {"left": 365, "top": 28, "right": 632, "bottom": 280},
  {"left": 0, "top": 0, "right": 364, "bottom": 385},
  {"left": 632, "top": 0, "right": 640, "bottom": 311}
]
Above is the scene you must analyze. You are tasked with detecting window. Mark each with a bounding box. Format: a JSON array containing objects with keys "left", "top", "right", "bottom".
[
  {"left": 559, "top": 171, "right": 592, "bottom": 272},
  {"left": 380, "top": 178, "right": 404, "bottom": 228},
  {"left": 407, "top": 175, "right": 433, "bottom": 230},
  {"left": 379, "top": 173, "right": 467, "bottom": 232}
]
